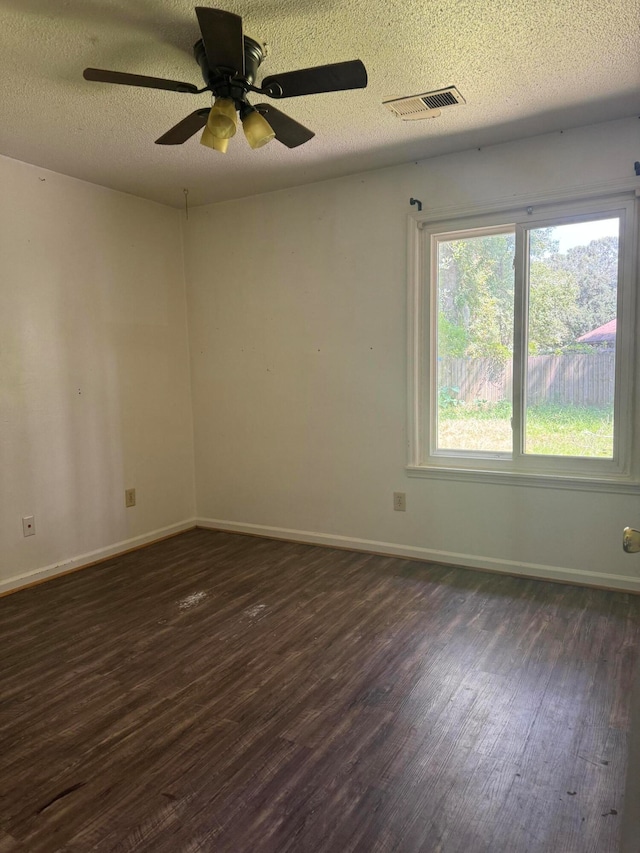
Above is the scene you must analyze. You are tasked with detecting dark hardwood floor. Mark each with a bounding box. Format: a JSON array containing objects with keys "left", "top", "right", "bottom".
[{"left": 1, "top": 529, "right": 638, "bottom": 852}]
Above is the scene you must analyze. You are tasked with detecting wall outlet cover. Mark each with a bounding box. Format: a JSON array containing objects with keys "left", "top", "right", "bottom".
[{"left": 393, "top": 492, "right": 406, "bottom": 512}]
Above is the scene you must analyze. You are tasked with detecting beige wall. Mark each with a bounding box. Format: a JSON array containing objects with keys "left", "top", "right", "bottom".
[
  {"left": 183, "top": 117, "right": 640, "bottom": 591},
  {"left": 0, "top": 155, "right": 195, "bottom": 592},
  {"left": 3, "top": 118, "right": 639, "bottom": 595}
]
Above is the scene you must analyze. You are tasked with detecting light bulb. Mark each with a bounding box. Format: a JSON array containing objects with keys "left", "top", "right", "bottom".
[
  {"left": 242, "top": 109, "right": 275, "bottom": 149},
  {"left": 206, "top": 98, "right": 237, "bottom": 139},
  {"left": 200, "top": 125, "right": 229, "bottom": 153}
]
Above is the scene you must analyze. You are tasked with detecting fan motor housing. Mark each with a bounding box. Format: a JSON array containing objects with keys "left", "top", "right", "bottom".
[{"left": 193, "top": 36, "right": 264, "bottom": 90}]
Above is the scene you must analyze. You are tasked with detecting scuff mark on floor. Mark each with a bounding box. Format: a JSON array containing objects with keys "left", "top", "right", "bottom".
[{"left": 178, "top": 591, "right": 207, "bottom": 610}]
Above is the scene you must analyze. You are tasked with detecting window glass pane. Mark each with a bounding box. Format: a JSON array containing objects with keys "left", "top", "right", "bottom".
[
  {"left": 524, "top": 218, "right": 619, "bottom": 457},
  {"left": 436, "top": 231, "right": 515, "bottom": 452}
]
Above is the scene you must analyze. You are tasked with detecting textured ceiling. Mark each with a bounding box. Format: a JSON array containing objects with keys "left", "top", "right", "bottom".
[{"left": 1, "top": 0, "right": 639, "bottom": 207}]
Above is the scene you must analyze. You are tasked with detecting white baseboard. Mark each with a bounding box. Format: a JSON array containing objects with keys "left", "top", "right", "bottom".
[
  {"left": 5, "top": 517, "right": 637, "bottom": 596},
  {"left": 0, "top": 519, "right": 197, "bottom": 596},
  {"left": 196, "top": 517, "right": 640, "bottom": 593}
]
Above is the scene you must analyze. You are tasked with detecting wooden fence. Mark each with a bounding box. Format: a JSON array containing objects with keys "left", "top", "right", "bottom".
[{"left": 439, "top": 352, "right": 616, "bottom": 407}]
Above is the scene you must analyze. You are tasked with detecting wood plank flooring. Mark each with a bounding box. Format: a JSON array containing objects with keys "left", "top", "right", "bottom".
[{"left": 0, "top": 529, "right": 638, "bottom": 852}]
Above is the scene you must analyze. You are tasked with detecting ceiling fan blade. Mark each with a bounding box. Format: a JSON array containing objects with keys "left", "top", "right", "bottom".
[
  {"left": 155, "top": 109, "right": 210, "bottom": 145},
  {"left": 195, "top": 7, "right": 244, "bottom": 75},
  {"left": 254, "top": 104, "right": 314, "bottom": 148},
  {"left": 83, "top": 68, "right": 199, "bottom": 94},
  {"left": 261, "top": 59, "right": 367, "bottom": 99}
]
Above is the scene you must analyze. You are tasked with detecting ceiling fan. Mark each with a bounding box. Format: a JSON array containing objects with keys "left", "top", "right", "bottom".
[{"left": 83, "top": 6, "right": 368, "bottom": 153}]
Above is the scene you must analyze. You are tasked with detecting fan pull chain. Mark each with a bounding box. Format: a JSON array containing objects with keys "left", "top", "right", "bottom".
[{"left": 183, "top": 188, "right": 189, "bottom": 220}]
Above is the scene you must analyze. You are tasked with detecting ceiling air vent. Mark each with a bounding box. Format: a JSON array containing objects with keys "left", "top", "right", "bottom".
[{"left": 383, "top": 86, "right": 465, "bottom": 121}]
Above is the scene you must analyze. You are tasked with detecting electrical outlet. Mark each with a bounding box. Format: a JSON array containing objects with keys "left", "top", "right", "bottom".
[
  {"left": 22, "top": 515, "right": 36, "bottom": 536},
  {"left": 125, "top": 488, "right": 136, "bottom": 508},
  {"left": 393, "top": 492, "right": 406, "bottom": 512}
]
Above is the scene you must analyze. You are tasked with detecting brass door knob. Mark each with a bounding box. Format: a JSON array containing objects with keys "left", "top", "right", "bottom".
[{"left": 623, "top": 527, "right": 640, "bottom": 553}]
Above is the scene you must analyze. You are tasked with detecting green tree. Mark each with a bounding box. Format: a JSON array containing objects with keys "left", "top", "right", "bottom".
[
  {"left": 530, "top": 227, "right": 560, "bottom": 261},
  {"left": 550, "top": 236, "right": 618, "bottom": 338},
  {"left": 438, "top": 227, "right": 594, "bottom": 357},
  {"left": 436, "top": 225, "right": 619, "bottom": 428},
  {"left": 528, "top": 262, "right": 578, "bottom": 354},
  {"left": 438, "top": 232, "right": 515, "bottom": 361},
  {"left": 437, "top": 314, "right": 467, "bottom": 357}
]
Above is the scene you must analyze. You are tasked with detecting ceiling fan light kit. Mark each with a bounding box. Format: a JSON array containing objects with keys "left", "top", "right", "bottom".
[
  {"left": 83, "top": 6, "right": 368, "bottom": 155},
  {"left": 206, "top": 97, "right": 238, "bottom": 139},
  {"left": 241, "top": 108, "right": 276, "bottom": 149},
  {"left": 200, "top": 125, "right": 229, "bottom": 153}
]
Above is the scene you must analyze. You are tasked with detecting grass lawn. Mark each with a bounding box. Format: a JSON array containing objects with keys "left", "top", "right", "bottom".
[{"left": 438, "top": 402, "right": 614, "bottom": 457}]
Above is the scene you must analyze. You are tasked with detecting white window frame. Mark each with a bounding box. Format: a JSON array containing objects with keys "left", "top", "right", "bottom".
[{"left": 407, "top": 191, "right": 639, "bottom": 493}]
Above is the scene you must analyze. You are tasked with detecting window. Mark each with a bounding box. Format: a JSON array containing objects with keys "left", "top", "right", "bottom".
[{"left": 409, "top": 194, "right": 638, "bottom": 488}]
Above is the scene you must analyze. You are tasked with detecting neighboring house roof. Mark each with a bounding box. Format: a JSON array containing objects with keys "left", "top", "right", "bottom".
[{"left": 577, "top": 319, "right": 617, "bottom": 343}]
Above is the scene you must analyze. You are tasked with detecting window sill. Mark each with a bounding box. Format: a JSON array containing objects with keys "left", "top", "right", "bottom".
[{"left": 406, "top": 464, "right": 640, "bottom": 494}]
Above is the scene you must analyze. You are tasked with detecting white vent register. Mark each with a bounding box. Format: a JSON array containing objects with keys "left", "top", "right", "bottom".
[{"left": 383, "top": 86, "right": 465, "bottom": 120}]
